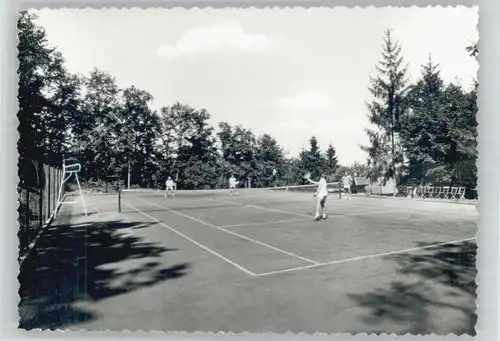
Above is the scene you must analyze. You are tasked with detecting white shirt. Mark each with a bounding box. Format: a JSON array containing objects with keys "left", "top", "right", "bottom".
[
  {"left": 343, "top": 176, "right": 351, "bottom": 188},
  {"left": 229, "top": 177, "right": 236, "bottom": 187},
  {"left": 317, "top": 178, "right": 328, "bottom": 197},
  {"left": 166, "top": 180, "right": 174, "bottom": 188}
]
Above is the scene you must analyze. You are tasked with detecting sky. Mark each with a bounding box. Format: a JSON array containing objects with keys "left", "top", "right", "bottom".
[{"left": 34, "top": 7, "right": 478, "bottom": 165}]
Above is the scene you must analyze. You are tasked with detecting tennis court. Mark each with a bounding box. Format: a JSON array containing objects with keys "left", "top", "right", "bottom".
[
  {"left": 118, "top": 186, "right": 477, "bottom": 279},
  {"left": 19, "top": 185, "right": 477, "bottom": 333}
]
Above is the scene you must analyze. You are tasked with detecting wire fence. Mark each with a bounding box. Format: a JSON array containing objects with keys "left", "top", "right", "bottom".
[{"left": 18, "top": 157, "right": 65, "bottom": 261}]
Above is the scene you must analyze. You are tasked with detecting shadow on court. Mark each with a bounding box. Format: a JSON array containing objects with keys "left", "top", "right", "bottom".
[
  {"left": 18, "top": 212, "right": 190, "bottom": 330},
  {"left": 348, "top": 240, "right": 477, "bottom": 335}
]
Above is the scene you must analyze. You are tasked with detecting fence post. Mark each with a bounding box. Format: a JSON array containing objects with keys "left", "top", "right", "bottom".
[
  {"left": 54, "top": 167, "right": 58, "bottom": 208},
  {"left": 55, "top": 167, "right": 58, "bottom": 208},
  {"left": 52, "top": 167, "right": 56, "bottom": 210},
  {"left": 43, "top": 164, "right": 47, "bottom": 222},
  {"left": 46, "top": 164, "right": 51, "bottom": 218},
  {"left": 58, "top": 168, "right": 61, "bottom": 206},
  {"left": 57, "top": 168, "right": 60, "bottom": 202},
  {"left": 58, "top": 168, "right": 62, "bottom": 202}
]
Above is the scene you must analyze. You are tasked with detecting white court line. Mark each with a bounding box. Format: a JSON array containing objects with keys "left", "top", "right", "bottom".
[
  {"left": 213, "top": 197, "right": 406, "bottom": 219},
  {"left": 246, "top": 204, "right": 311, "bottom": 218},
  {"left": 137, "top": 198, "right": 319, "bottom": 265},
  {"left": 338, "top": 201, "right": 478, "bottom": 217},
  {"left": 416, "top": 208, "right": 477, "bottom": 216},
  {"left": 248, "top": 203, "right": 394, "bottom": 219},
  {"left": 214, "top": 197, "right": 475, "bottom": 222},
  {"left": 86, "top": 200, "right": 117, "bottom": 205},
  {"left": 254, "top": 237, "right": 476, "bottom": 277},
  {"left": 349, "top": 198, "right": 478, "bottom": 216},
  {"left": 219, "top": 194, "right": 476, "bottom": 216},
  {"left": 220, "top": 218, "right": 310, "bottom": 229},
  {"left": 249, "top": 201, "right": 475, "bottom": 219},
  {"left": 338, "top": 209, "right": 398, "bottom": 217},
  {"left": 122, "top": 201, "right": 256, "bottom": 276}
]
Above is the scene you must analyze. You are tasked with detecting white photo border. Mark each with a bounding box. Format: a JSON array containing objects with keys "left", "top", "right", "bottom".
[{"left": 1, "top": 0, "right": 497, "bottom": 340}]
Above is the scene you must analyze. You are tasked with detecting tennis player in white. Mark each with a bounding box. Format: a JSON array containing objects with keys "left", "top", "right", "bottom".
[
  {"left": 165, "top": 176, "right": 175, "bottom": 197},
  {"left": 229, "top": 175, "right": 238, "bottom": 196},
  {"left": 342, "top": 173, "right": 352, "bottom": 200},
  {"left": 306, "top": 172, "right": 328, "bottom": 221}
]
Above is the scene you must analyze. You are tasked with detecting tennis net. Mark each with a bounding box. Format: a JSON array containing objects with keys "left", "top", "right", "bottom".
[{"left": 118, "top": 182, "right": 342, "bottom": 213}]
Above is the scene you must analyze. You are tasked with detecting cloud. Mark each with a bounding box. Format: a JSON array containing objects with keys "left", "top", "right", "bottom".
[
  {"left": 156, "top": 22, "right": 270, "bottom": 59},
  {"left": 273, "top": 90, "right": 335, "bottom": 111},
  {"left": 275, "top": 119, "right": 310, "bottom": 132}
]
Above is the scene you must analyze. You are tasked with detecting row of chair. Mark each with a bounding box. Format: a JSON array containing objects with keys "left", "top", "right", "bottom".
[{"left": 404, "top": 186, "right": 467, "bottom": 200}]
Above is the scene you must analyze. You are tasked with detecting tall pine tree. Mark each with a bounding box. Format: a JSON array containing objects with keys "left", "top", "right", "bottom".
[
  {"left": 362, "top": 29, "right": 409, "bottom": 186},
  {"left": 299, "top": 136, "right": 323, "bottom": 181},
  {"left": 401, "top": 56, "right": 447, "bottom": 184},
  {"left": 441, "top": 81, "right": 477, "bottom": 188},
  {"left": 322, "top": 144, "right": 339, "bottom": 180}
]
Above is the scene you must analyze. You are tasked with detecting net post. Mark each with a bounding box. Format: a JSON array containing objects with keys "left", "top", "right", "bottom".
[
  {"left": 339, "top": 181, "right": 342, "bottom": 199},
  {"left": 118, "top": 190, "right": 121, "bottom": 213}
]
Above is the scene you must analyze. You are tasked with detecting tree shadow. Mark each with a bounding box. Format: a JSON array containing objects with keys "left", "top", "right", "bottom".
[
  {"left": 18, "top": 217, "right": 190, "bottom": 330},
  {"left": 348, "top": 240, "right": 477, "bottom": 335}
]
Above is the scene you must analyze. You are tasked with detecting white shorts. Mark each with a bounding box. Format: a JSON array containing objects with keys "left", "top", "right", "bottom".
[
  {"left": 166, "top": 186, "right": 174, "bottom": 191},
  {"left": 229, "top": 185, "right": 236, "bottom": 189}
]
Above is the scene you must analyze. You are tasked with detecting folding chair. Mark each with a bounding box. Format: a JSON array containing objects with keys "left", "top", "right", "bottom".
[
  {"left": 427, "top": 186, "right": 435, "bottom": 199},
  {"left": 434, "top": 187, "right": 441, "bottom": 199},
  {"left": 449, "top": 187, "right": 458, "bottom": 200},
  {"left": 456, "top": 187, "right": 466, "bottom": 200},
  {"left": 433, "top": 186, "right": 442, "bottom": 199},
  {"left": 439, "top": 187, "right": 449, "bottom": 199}
]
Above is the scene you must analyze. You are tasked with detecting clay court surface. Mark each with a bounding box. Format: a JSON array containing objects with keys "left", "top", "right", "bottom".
[{"left": 19, "top": 191, "right": 477, "bottom": 334}]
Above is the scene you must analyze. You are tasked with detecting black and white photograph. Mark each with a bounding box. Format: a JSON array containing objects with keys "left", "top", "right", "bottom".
[{"left": 17, "top": 7, "right": 478, "bottom": 334}]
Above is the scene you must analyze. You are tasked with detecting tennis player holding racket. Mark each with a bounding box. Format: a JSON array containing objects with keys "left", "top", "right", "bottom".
[{"left": 305, "top": 172, "right": 328, "bottom": 221}]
